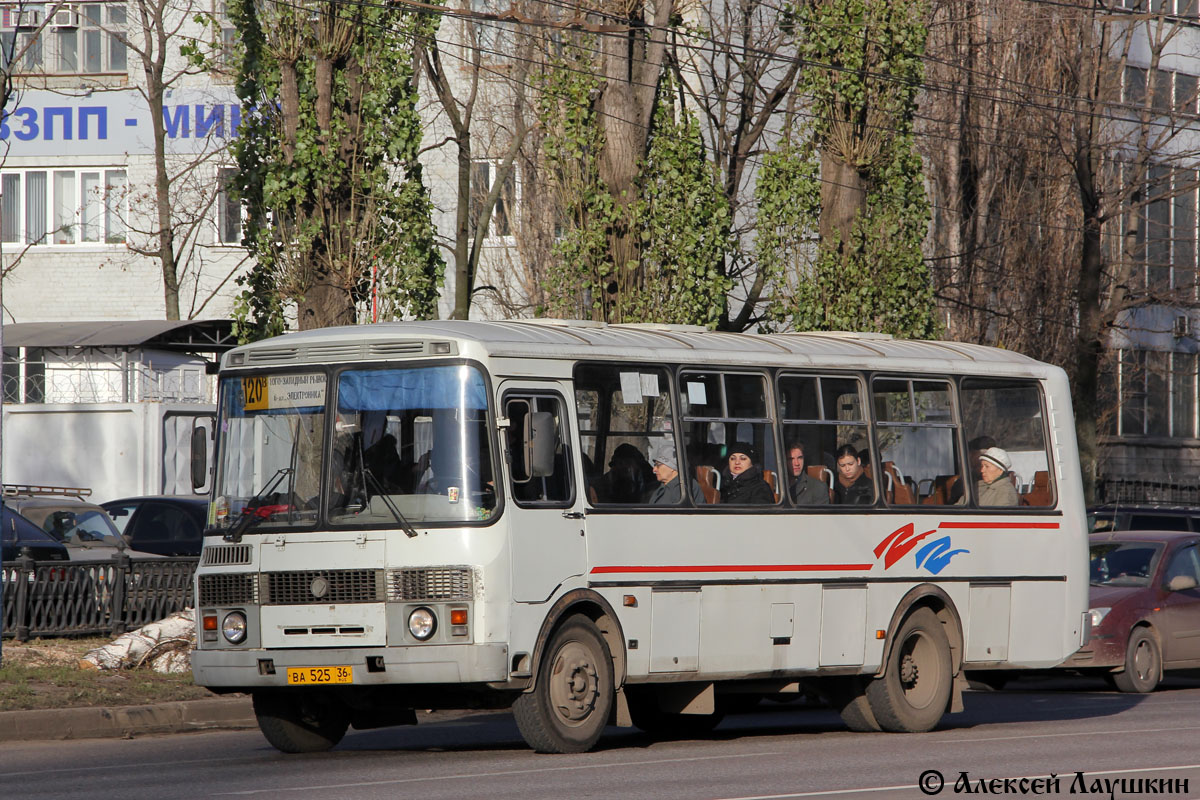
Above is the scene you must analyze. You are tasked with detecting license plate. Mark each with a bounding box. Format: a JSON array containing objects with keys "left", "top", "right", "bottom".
[{"left": 286, "top": 666, "right": 353, "bottom": 685}]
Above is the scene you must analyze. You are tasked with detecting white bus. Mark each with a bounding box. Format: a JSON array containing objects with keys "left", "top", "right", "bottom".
[{"left": 191, "top": 320, "right": 1089, "bottom": 754}]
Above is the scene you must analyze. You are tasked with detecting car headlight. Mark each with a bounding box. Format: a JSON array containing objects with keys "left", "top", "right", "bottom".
[
  {"left": 222, "top": 611, "right": 247, "bottom": 644},
  {"left": 1088, "top": 607, "right": 1111, "bottom": 629},
  {"left": 408, "top": 607, "right": 436, "bottom": 640}
]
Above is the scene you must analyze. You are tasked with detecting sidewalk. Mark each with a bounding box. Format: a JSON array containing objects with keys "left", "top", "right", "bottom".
[{"left": 0, "top": 696, "right": 257, "bottom": 742}]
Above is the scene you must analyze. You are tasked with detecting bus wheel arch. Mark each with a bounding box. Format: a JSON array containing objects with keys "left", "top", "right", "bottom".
[
  {"left": 876, "top": 586, "right": 965, "bottom": 682},
  {"left": 526, "top": 589, "right": 628, "bottom": 692}
]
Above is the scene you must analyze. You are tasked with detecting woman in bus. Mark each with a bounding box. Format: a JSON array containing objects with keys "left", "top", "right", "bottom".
[
  {"left": 833, "top": 443, "right": 874, "bottom": 505},
  {"left": 977, "top": 446, "right": 1020, "bottom": 507},
  {"left": 720, "top": 442, "right": 776, "bottom": 504}
]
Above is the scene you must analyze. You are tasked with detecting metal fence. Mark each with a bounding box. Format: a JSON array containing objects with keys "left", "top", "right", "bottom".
[{"left": 2, "top": 554, "right": 198, "bottom": 641}]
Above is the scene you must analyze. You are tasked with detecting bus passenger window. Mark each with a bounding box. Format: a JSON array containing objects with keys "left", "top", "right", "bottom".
[
  {"left": 680, "top": 371, "right": 779, "bottom": 506},
  {"left": 504, "top": 395, "right": 573, "bottom": 506},
  {"left": 872, "top": 378, "right": 959, "bottom": 506},
  {"left": 778, "top": 375, "right": 869, "bottom": 506},
  {"left": 573, "top": 364, "right": 675, "bottom": 506},
  {"left": 959, "top": 379, "right": 1055, "bottom": 508}
]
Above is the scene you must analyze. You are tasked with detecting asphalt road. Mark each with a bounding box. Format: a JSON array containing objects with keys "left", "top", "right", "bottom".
[{"left": 6, "top": 675, "right": 1200, "bottom": 800}]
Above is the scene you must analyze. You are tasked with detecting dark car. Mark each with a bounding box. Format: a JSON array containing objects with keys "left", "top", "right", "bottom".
[
  {"left": 1, "top": 504, "right": 69, "bottom": 561},
  {"left": 1089, "top": 505, "right": 1200, "bottom": 533},
  {"left": 1060, "top": 530, "right": 1200, "bottom": 692},
  {"left": 101, "top": 496, "right": 208, "bottom": 557}
]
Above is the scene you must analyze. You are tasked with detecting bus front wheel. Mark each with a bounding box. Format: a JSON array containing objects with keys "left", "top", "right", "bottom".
[
  {"left": 513, "top": 614, "right": 614, "bottom": 753},
  {"left": 866, "top": 608, "right": 952, "bottom": 733},
  {"left": 253, "top": 690, "right": 349, "bottom": 754}
]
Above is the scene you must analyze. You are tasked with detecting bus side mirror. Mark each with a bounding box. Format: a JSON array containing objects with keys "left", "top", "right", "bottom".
[
  {"left": 528, "top": 411, "right": 556, "bottom": 478},
  {"left": 191, "top": 424, "right": 209, "bottom": 491}
]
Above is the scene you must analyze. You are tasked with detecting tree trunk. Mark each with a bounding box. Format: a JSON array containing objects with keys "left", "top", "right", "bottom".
[
  {"left": 451, "top": 132, "right": 473, "bottom": 320},
  {"left": 146, "top": 69, "right": 179, "bottom": 320},
  {"left": 297, "top": 280, "right": 356, "bottom": 330},
  {"left": 819, "top": 153, "right": 866, "bottom": 250}
]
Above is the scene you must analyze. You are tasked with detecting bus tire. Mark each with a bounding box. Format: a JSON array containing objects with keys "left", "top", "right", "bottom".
[
  {"left": 824, "top": 677, "right": 882, "bottom": 732},
  {"left": 1112, "top": 627, "right": 1160, "bottom": 693},
  {"left": 253, "top": 690, "right": 349, "bottom": 754},
  {"left": 866, "top": 608, "right": 952, "bottom": 733},
  {"left": 513, "top": 614, "right": 614, "bottom": 753},
  {"left": 625, "top": 687, "right": 724, "bottom": 739}
]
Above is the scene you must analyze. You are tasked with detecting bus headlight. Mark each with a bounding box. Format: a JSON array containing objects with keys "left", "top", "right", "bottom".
[
  {"left": 408, "top": 607, "right": 436, "bottom": 640},
  {"left": 222, "top": 611, "right": 248, "bottom": 644}
]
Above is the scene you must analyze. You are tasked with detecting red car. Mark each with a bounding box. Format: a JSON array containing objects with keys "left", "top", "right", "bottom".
[{"left": 1061, "top": 530, "right": 1200, "bottom": 692}]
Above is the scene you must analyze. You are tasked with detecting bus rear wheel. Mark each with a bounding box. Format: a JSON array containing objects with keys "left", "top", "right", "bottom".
[
  {"left": 253, "top": 690, "right": 349, "bottom": 754},
  {"left": 513, "top": 614, "right": 614, "bottom": 753},
  {"left": 866, "top": 608, "right": 952, "bottom": 733}
]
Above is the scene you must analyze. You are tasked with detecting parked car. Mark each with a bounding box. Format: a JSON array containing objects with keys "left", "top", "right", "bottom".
[
  {"left": 1060, "top": 530, "right": 1200, "bottom": 692},
  {"left": 3, "top": 485, "right": 137, "bottom": 561},
  {"left": 101, "top": 496, "right": 208, "bottom": 557},
  {"left": 1089, "top": 504, "right": 1200, "bottom": 533},
  {"left": 1, "top": 504, "right": 69, "bottom": 561}
]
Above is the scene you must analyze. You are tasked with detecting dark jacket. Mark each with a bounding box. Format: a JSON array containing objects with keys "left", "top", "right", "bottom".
[
  {"left": 720, "top": 465, "right": 776, "bottom": 505},
  {"left": 834, "top": 472, "right": 874, "bottom": 505},
  {"left": 648, "top": 475, "right": 706, "bottom": 505},
  {"left": 790, "top": 472, "right": 830, "bottom": 505}
]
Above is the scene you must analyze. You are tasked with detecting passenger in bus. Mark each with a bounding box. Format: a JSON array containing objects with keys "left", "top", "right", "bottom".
[
  {"left": 977, "top": 446, "right": 1019, "bottom": 507},
  {"left": 834, "top": 444, "right": 874, "bottom": 505},
  {"left": 951, "top": 435, "right": 997, "bottom": 504},
  {"left": 647, "top": 440, "right": 706, "bottom": 505},
  {"left": 598, "top": 443, "right": 655, "bottom": 503},
  {"left": 787, "top": 441, "right": 829, "bottom": 505},
  {"left": 720, "top": 442, "right": 775, "bottom": 504}
]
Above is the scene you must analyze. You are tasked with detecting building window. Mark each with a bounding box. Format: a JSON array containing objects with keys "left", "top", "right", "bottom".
[
  {"left": 0, "top": 3, "right": 127, "bottom": 75},
  {"left": 216, "top": 166, "right": 243, "bottom": 245},
  {"left": 1, "top": 167, "right": 126, "bottom": 245},
  {"left": 469, "top": 160, "right": 515, "bottom": 239},
  {"left": 1126, "top": 164, "right": 1199, "bottom": 300},
  {"left": 1117, "top": 349, "right": 1198, "bottom": 439},
  {"left": 2, "top": 347, "right": 44, "bottom": 403},
  {"left": 215, "top": 1, "right": 237, "bottom": 74}
]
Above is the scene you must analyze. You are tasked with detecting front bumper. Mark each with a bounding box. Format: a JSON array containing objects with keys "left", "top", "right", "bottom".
[
  {"left": 1058, "top": 631, "right": 1124, "bottom": 669},
  {"left": 192, "top": 643, "right": 509, "bottom": 688}
]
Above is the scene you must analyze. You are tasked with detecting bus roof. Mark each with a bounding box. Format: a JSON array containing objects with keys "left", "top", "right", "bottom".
[{"left": 224, "top": 320, "right": 1051, "bottom": 375}]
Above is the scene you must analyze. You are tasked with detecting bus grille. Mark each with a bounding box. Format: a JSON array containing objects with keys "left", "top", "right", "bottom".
[
  {"left": 198, "top": 573, "right": 259, "bottom": 605},
  {"left": 202, "top": 544, "right": 253, "bottom": 566},
  {"left": 387, "top": 567, "right": 473, "bottom": 601},
  {"left": 264, "top": 569, "right": 384, "bottom": 604}
]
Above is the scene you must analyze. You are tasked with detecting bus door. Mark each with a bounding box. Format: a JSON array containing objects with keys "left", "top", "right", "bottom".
[{"left": 501, "top": 385, "right": 586, "bottom": 603}]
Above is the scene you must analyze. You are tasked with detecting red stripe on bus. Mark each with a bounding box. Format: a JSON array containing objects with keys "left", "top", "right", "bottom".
[
  {"left": 937, "top": 522, "right": 1060, "bottom": 530},
  {"left": 590, "top": 563, "right": 874, "bottom": 574}
]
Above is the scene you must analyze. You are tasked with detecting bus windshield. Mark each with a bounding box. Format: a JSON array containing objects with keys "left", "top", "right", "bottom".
[
  {"left": 328, "top": 364, "right": 496, "bottom": 525},
  {"left": 212, "top": 364, "right": 497, "bottom": 531},
  {"left": 213, "top": 372, "right": 328, "bottom": 531}
]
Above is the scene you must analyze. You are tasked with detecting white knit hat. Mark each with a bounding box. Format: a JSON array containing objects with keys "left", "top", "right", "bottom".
[{"left": 979, "top": 446, "right": 1011, "bottom": 472}]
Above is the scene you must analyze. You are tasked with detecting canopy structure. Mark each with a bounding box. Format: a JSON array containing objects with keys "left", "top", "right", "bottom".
[{"left": 3, "top": 320, "right": 237, "bottom": 355}]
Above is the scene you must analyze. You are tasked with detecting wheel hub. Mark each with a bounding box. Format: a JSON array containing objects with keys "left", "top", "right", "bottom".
[
  {"left": 550, "top": 643, "right": 599, "bottom": 723},
  {"left": 900, "top": 653, "right": 919, "bottom": 687}
]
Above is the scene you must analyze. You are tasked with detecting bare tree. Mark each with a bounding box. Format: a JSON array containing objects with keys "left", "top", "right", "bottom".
[
  {"left": 921, "top": 0, "right": 1200, "bottom": 498},
  {"left": 418, "top": 4, "right": 531, "bottom": 320}
]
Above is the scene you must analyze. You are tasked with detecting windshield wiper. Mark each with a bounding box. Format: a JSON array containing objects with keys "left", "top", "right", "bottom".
[
  {"left": 224, "top": 467, "right": 294, "bottom": 543},
  {"left": 353, "top": 444, "right": 418, "bottom": 539}
]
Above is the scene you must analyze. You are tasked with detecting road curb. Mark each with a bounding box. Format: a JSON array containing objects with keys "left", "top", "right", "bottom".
[{"left": 0, "top": 696, "right": 256, "bottom": 742}]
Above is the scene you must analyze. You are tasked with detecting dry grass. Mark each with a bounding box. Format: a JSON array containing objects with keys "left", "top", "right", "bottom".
[{"left": 0, "top": 637, "right": 215, "bottom": 712}]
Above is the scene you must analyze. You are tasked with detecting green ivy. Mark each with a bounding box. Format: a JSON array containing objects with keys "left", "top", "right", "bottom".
[
  {"left": 227, "top": 0, "right": 443, "bottom": 341},
  {"left": 762, "top": 0, "right": 936, "bottom": 339},
  {"left": 537, "top": 49, "right": 731, "bottom": 326}
]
